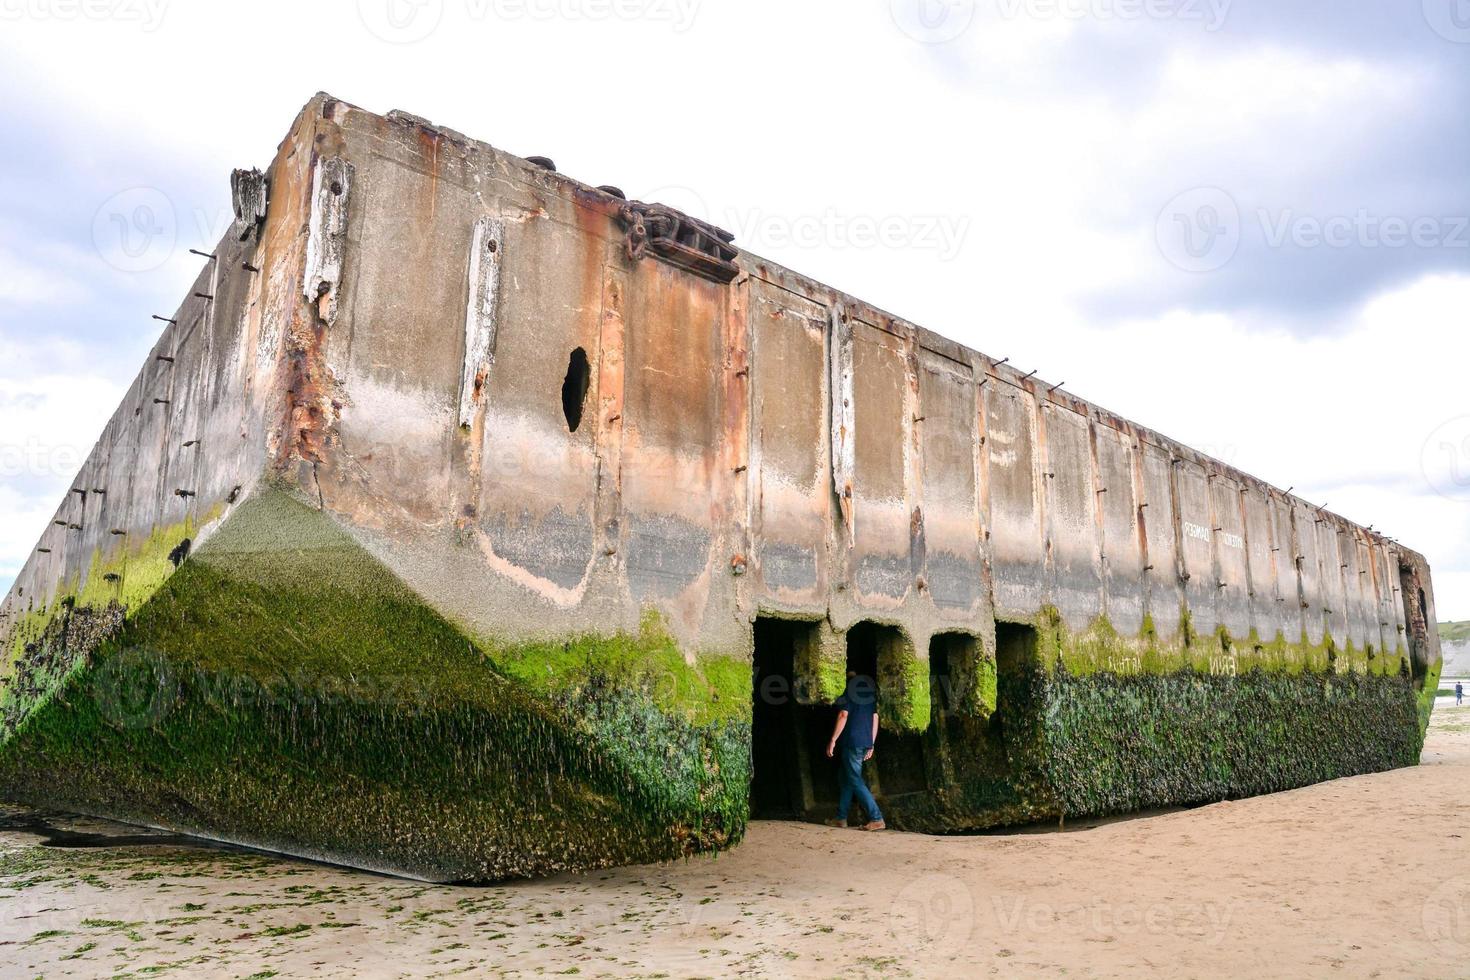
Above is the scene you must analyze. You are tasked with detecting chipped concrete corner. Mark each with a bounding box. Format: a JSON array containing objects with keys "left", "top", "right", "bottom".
[{"left": 0, "top": 92, "right": 1443, "bottom": 882}]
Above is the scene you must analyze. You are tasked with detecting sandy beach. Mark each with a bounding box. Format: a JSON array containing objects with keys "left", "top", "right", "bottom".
[{"left": 4, "top": 706, "right": 1470, "bottom": 979}]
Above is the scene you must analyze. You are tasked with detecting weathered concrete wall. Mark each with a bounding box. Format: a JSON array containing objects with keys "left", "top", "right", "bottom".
[
  {"left": 0, "top": 93, "right": 1443, "bottom": 878},
  {"left": 3, "top": 93, "right": 1438, "bottom": 694},
  {"left": 281, "top": 96, "right": 1440, "bottom": 683}
]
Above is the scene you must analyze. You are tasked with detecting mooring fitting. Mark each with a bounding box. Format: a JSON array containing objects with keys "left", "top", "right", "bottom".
[
  {"left": 152, "top": 315, "right": 177, "bottom": 326},
  {"left": 189, "top": 249, "right": 217, "bottom": 260}
]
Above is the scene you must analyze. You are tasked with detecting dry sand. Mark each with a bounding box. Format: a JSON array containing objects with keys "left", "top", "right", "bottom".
[{"left": 5, "top": 707, "right": 1470, "bottom": 979}]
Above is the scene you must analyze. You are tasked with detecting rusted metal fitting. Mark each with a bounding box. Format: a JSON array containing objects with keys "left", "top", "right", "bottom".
[{"left": 617, "top": 200, "right": 739, "bottom": 284}]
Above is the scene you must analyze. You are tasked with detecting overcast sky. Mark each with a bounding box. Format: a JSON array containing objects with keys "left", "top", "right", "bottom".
[{"left": 1, "top": 0, "right": 1467, "bottom": 619}]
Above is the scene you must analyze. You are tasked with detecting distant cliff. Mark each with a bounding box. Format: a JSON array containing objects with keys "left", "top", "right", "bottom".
[{"left": 1441, "top": 622, "right": 1470, "bottom": 677}]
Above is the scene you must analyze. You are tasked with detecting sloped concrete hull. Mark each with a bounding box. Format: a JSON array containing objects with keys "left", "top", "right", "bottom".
[{"left": 0, "top": 492, "right": 744, "bottom": 881}]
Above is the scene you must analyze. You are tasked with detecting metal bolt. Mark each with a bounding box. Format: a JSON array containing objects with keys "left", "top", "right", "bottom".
[
  {"left": 152, "top": 315, "right": 177, "bottom": 326},
  {"left": 189, "top": 249, "right": 217, "bottom": 260}
]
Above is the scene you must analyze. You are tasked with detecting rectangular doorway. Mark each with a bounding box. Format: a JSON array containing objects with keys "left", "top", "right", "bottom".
[{"left": 751, "top": 617, "right": 822, "bottom": 819}]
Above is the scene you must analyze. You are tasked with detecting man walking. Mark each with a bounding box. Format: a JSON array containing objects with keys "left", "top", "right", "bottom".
[
  {"left": 825, "top": 671, "right": 885, "bottom": 831},
  {"left": 1456, "top": 681, "right": 1463, "bottom": 706}
]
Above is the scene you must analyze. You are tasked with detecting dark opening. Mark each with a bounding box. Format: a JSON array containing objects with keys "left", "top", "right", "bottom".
[
  {"left": 751, "top": 618, "right": 821, "bottom": 820},
  {"left": 929, "top": 633, "right": 977, "bottom": 718},
  {"left": 561, "top": 347, "right": 591, "bottom": 433},
  {"left": 994, "top": 621, "right": 1040, "bottom": 730},
  {"left": 847, "top": 622, "right": 926, "bottom": 798}
]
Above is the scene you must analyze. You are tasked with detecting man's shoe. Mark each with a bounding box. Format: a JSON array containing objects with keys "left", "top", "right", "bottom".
[
  {"left": 860, "top": 820, "right": 886, "bottom": 832},
  {"left": 824, "top": 818, "right": 848, "bottom": 828}
]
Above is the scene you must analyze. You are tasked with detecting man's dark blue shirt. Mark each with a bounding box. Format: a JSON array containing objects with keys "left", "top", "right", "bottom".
[{"left": 835, "top": 675, "right": 878, "bottom": 750}]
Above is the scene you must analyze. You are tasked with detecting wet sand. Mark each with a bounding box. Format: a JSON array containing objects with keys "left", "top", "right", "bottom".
[{"left": 5, "top": 708, "right": 1470, "bottom": 978}]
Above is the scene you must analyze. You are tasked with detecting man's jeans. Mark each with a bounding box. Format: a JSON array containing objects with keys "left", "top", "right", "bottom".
[{"left": 837, "top": 744, "right": 883, "bottom": 823}]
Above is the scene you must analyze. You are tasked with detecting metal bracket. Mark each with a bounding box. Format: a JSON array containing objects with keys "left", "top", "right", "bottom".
[{"left": 617, "top": 200, "right": 739, "bottom": 284}]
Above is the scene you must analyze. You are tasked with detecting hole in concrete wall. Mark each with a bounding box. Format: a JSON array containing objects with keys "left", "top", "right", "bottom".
[
  {"left": 929, "top": 633, "right": 978, "bottom": 720},
  {"left": 995, "top": 621, "right": 1040, "bottom": 727},
  {"left": 561, "top": 347, "right": 591, "bottom": 433},
  {"left": 848, "top": 622, "right": 927, "bottom": 798},
  {"left": 751, "top": 618, "right": 824, "bottom": 820}
]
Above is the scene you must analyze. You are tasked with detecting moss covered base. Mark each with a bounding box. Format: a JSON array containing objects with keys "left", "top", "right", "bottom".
[
  {"left": 0, "top": 492, "right": 1433, "bottom": 877},
  {"left": 0, "top": 492, "right": 745, "bottom": 881},
  {"left": 1039, "top": 665, "right": 1423, "bottom": 818}
]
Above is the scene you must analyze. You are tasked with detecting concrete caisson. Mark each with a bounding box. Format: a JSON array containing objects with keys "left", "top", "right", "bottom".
[{"left": 0, "top": 94, "right": 1442, "bottom": 880}]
